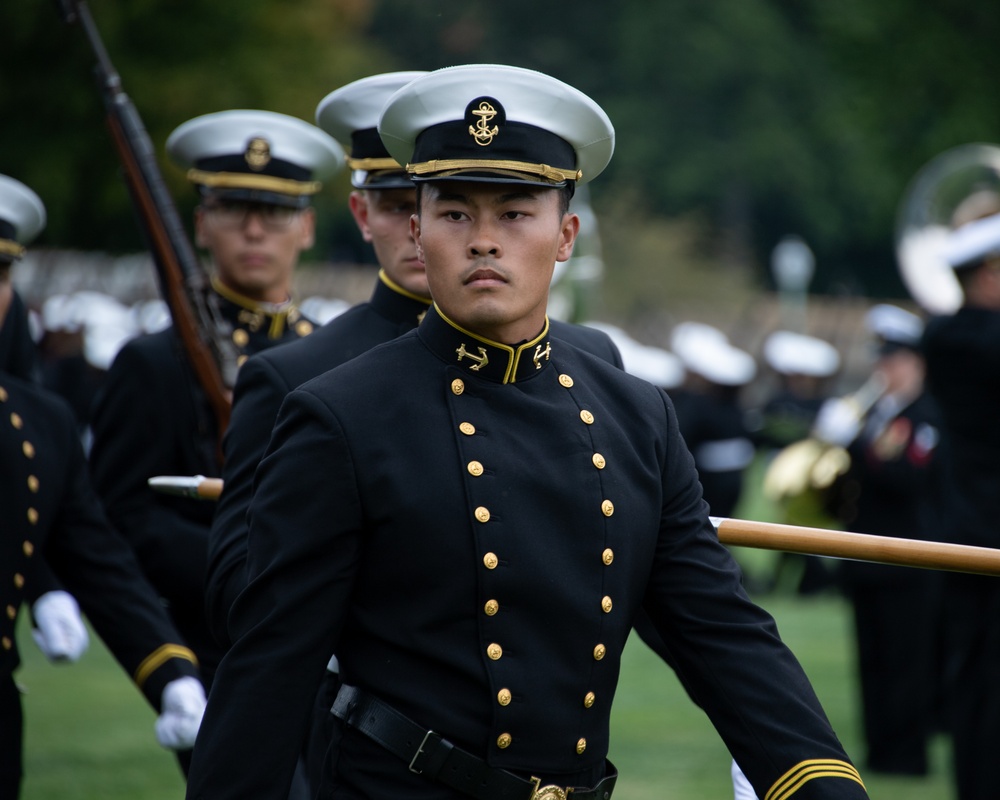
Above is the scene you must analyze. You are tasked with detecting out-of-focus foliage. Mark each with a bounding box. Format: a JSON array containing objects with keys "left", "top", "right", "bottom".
[
  {"left": 0, "top": 0, "right": 386, "bottom": 251},
  {"left": 3, "top": 0, "right": 999, "bottom": 301}
]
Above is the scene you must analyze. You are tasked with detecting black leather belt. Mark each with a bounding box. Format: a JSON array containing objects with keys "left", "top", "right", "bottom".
[{"left": 331, "top": 684, "right": 617, "bottom": 800}]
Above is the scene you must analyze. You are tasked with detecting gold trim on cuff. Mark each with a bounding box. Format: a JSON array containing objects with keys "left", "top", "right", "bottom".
[{"left": 134, "top": 644, "right": 199, "bottom": 689}]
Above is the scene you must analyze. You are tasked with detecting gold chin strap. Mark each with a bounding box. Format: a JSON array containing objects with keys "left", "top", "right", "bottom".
[
  {"left": 0, "top": 240, "right": 25, "bottom": 260},
  {"left": 187, "top": 169, "right": 321, "bottom": 196},
  {"left": 347, "top": 156, "right": 402, "bottom": 171},
  {"left": 407, "top": 159, "right": 581, "bottom": 183}
]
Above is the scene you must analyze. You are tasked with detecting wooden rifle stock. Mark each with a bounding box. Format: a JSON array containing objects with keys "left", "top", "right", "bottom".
[{"left": 59, "top": 0, "right": 237, "bottom": 439}]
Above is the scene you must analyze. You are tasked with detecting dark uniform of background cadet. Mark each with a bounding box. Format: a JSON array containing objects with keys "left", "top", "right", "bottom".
[
  {"left": 823, "top": 304, "right": 942, "bottom": 776},
  {"left": 87, "top": 110, "right": 343, "bottom": 714},
  {"left": 0, "top": 174, "right": 205, "bottom": 798},
  {"left": 186, "top": 65, "right": 869, "bottom": 800},
  {"left": 921, "top": 186, "right": 1000, "bottom": 800}
]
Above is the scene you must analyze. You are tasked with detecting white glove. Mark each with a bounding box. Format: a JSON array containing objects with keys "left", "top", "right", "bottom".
[
  {"left": 811, "top": 396, "right": 862, "bottom": 447},
  {"left": 155, "top": 676, "right": 206, "bottom": 750},
  {"left": 731, "top": 759, "right": 759, "bottom": 800},
  {"left": 31, "top": 590, "right": 89, "bottom": 663}
]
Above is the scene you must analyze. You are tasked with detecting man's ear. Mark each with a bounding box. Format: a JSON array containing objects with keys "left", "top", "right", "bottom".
[
  {"left": 348, "top": 191, "right": 373, "bottom": 243},
  {"left": 555, "top": 212, "right": 580, "bottom": 263},
  {"left": 194, "top": 207, "right": 209, "bottom": 248},
  {"left": 410, "top": 212, "right": 422, "bottom": 256},
  {"left": 297, "top": 208, "right": 316, "bottom": 250}
]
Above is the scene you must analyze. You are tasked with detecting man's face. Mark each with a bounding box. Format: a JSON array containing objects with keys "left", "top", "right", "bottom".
[
  {"left": 411, "top": 182, "right": 578, "bottom": 344},
  {"left": 349, "top": 188, "right": 427, "bottom": 298},
  {"left": 195, "top": 199, "right": 315, "bottom": 304}
]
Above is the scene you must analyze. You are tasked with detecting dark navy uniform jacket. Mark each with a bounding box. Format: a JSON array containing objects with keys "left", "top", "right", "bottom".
[
  {"left": 207, "top": 271, "right": 624, "bottom": 644},
  {"left": 1, "top": 370, "right": 198, "bottom": 702},
  {"left": 187, "top": 305, "right": 866, "bottom": 800},
  {"left": 88, "top": 286, "right": 314, "bottom": 680},
  {"left": 923, "top": 307, "right": 1000, "bottom": 548}
]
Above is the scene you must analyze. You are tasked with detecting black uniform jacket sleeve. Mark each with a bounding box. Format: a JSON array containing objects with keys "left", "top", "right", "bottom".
[
  {"left": 1, "top": 372, "right": 198, "bottom": 706},
  {"left": 186, "top": 312, "right": 866, "bottom": 800}
]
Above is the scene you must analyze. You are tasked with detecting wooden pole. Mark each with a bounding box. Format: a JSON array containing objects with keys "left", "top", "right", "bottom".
[
  {"left": 713, "top": 516, "right": 1000, "bottom": 577},
  {"left": 147, "top": 475, "right": 1000, "bottom": 577}
]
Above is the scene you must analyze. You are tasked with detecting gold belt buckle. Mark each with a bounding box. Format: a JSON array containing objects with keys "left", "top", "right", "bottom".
[{"left": 530, "top": 777, "right": 571, "bottom": 800}]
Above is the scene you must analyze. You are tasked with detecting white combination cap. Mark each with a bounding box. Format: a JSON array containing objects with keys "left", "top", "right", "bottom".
[
  {"left": 0, "top": 174, "right": 46, "bottom": 261},
  {"left": 316, "top": 72, "right": 427, "bottom": 188},
  {"left": 671, "top": 322, "right": 756, "bottom": 387},
  {"left": 167, "top": 110, "right": 344, "bottom": 206},
  {"left": 378, "top": 64, "right": 614, "bottom": 186},
  {"left": 763, "top": 330, "right": 840, "bottom": 377}
]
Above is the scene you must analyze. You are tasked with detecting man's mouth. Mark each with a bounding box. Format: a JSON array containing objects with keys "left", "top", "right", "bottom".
[{"left": 465, "top": 267, "right": 506, "bottom": 286}]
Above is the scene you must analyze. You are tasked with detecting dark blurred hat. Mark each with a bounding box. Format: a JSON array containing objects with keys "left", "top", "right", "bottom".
[
  {"left": 0, "top": 174, "right": 46, "bottom": 262},
  {"left": 167, "top": 110, "right": 344, "bottom": 208},
  {"left": 316, "top": 72, "right": 427, "bottom": 190},
  {"left": 865, "top": 304, "right": 924, "bottom": 355},
  {"left": 378, "top": 64, "right": 614, "bottom": 187}
]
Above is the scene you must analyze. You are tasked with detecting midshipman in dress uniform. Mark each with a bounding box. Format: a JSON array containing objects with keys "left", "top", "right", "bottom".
[
  {"left": 187, "top": 66, "right": 869, "bottom": 800},
  {"left": 0, "top": 174, "right": 204, "bottom": 798},
  {"left": 87, "top": 111, "right": 343, "bottom": 723}
]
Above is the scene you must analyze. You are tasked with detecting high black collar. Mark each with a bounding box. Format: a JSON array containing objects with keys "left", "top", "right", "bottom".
[
  {"left": 418, "top": 304, "right": 553, "bottom": 384},
  {"left": 370, "top": 270, "right": 432, "bottom": 329}
]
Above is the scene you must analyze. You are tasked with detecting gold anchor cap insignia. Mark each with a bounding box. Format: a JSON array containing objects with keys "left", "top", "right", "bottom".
[
  {"left": 244, "top": 137, "right": 272, "bottom": 171},
  {"left": 456, "top": 342, "right": 489, "bottom": 371},
  {"left": 466, "top": 97, "right": 503, "bottom": 147}
]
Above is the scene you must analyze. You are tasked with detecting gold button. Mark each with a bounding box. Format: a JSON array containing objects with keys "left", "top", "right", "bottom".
[
  {"left": 23, "top": 541, "right": 33, "bottom": 557},
  {"left": 27, "top": 508, "right": 38, "bottom": 525},
  {"left": 497, "top": 688, "right": 512, "bottom": 706},
  {"left": 10, "top": 412, "right": 23, "bottom": 429},
  {"left": 459, "top": 422, "right": 476, "bottom": 435},
  {"left": 0, "top": 385, "right": 7, "bottom": 401},
  {"left": 559, "top": 373, "right": 574, "bottom": 388},
  {"left": 22, "top": 441, "right": 34, "bottom": 459},
  {"left": 601, "top": 500, "right": 614, "bottom": 517},
  {"left": 468, "top": 461, "right": 484, "bottom": 477},
  {"left": 580, "top": 409, "right": 594, "bottom": 425},
  {"left": 483, "top": 552, "right": 498, "bottom": 570},
  {"left": 487, "top": 643, "right": 503, "bottom": 660},
  {"left": 451, "top": 378, "right": 465, "bottom": 395},
  {"left": 6, "top": 605, "right": 16, "bottom": 620},
  {"left": 232, "top": 329, "right": 250, "bottom": 347},
  {"left": 601, "top": 596, "right": 613, "bottom": 613},
  {"left": 583, "top": 692, "right": 596, "bottom": 708},
  {"left": 2, "top": 637, "right": 11, "bottom": 651},
  {"left": 592, "top": 453, "right": 606, "bottom": 469},
  {"left": 593, "top": 644, "right": 606, "bottom": 661},
  {"left": 27, "top": 475, "right": 39, "bottom": 493},
  {"left": 295, "top": 320, "right": 314, "bottom": 336},
  {"left": 484, "top": 599, "right": 499, "bottom": 616},
  {"left": 237, "top": 354, "right": 249, "bottom": 367},
  {"left": 14, "top": 574, "right": 25, "bottom": 589},
  {"left": 602, "top": 548, "right": 614, "bottom": 565},
  {"left": 576, "top": 738, "right": 587, "bottom": 755},
  {"left": 497, "top": 733, "right": 512, "bottom": 749},
  {"left": 475, "top": 506, "right": 491, "bottom": 523}
]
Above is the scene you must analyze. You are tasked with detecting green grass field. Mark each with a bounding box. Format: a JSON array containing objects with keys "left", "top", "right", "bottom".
[{"left": 16, "top": 587, "right": 954, "bottom": 799}]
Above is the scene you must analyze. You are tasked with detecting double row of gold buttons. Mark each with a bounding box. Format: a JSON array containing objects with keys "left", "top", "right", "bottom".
[
  {"left": 2, "top": 386, "right": 39, "bottom": 651},
  {"left": 450, "top": 372, "right": 617, "bottom": 757}
]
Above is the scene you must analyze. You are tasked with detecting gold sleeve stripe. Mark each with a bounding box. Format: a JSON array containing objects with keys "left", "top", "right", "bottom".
[
  {"left": 133, "top": 644, "right": 199, "bottom": 689},
  {"left": 407, "top": 158, "right": 582, "bottom": 183},
  {"left": 765, "top": 759, "right": 865, "bottom": 800},
  {"left": 186, "top": 169, "right": 322, "bottom": 196}
]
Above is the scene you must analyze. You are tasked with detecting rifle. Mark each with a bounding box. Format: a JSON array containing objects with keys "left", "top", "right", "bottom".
[{"left": 58, "top": 0, "right": 238, "bottom": 442}]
